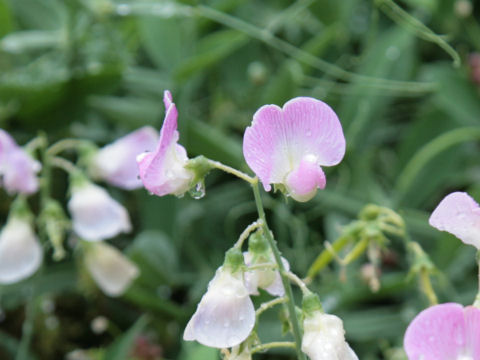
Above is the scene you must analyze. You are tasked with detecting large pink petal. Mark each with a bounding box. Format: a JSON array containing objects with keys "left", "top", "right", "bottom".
[
  {"left": 404, "top": 303, "right": 467, "bottom": 360},
  {"left": 429, "top": 192, "right": 480, "bottom": 249},
  {"left": 243, "top": 97, "right": 345, "bottom": 191},
  {"left": 465, "top": 306, "right": 480, "bottom": 359}
]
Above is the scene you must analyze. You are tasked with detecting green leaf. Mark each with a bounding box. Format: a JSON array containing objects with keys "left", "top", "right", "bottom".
[
  {"left": 138, "top": 16, "right": 191, "bottom": 72},
  {"left": 175, "top": 29, "right": 249, "bottom": 81},
  {"left": 0, "top": 0, "right": 13, "bottom": 38}
]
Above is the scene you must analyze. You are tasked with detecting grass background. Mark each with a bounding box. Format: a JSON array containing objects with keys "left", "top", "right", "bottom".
[{"left": 0, "top": 0, "right": 480, "bottom": 359}]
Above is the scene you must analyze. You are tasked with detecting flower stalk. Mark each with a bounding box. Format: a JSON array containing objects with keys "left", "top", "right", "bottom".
[{"left": 251, "top": 179, "right": 306, "bottom": 360}]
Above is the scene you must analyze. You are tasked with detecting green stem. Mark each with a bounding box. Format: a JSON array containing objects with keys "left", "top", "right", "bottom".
[
  {"left": 395, "top": 127, "right": 480, "bottom": 205},
  {"left": 419, "top": 268, "right": 438, "bottom": 306},
  {"left": 47, "top": 138, "right": 89, "bottom": 156},
  {"left": 50, "top": 156, "right": 80, "bottom": 175},
  {"left": 305, "top": 234, "right": 352, "bottom": 282},
  {"left": 256, "top": 297, "right": 288, "bottom": 318},
  {"left": 195, "top": 5, "right": 437, "bottom": 93},
  {"left": 207, "top": 159, "right": 255, "bottom": 184},
  {"left": 285, "top": 271, "right": 310, "bottom": 295},
  {"left": 251, "top": 341, "right": 296, "bottom": 354},
  {"left": 234, "top": 220, "right": 262, "bottom": 249},
  {"left": 251, "top": 180, "right": 306, "bottom": 360},
  {"left": 375, "top": 0, "right": 460, "bottom": 67}
]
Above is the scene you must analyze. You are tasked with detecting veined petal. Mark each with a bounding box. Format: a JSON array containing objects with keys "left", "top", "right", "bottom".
[
  {"left": 137, "top": 91, "right": 194, "bottom": 196},
  {"left": 429, "top": 192, "right": 480, "bottom": 249},
  {"left": 0, "top": 218, "right": 42, "bottom": 284},
  {"left": 68, "top": 183, "right": 131, "bottom": 241},
  {"left": 243, "top": 97, "right": 345, "bottom": 193},
  {"left": 91, "top": 126, "right": 158, "bottom": 190},
  {"left": 404, "top": 303, "right": 470, "bottom": 360},
  {"left": 183, "top": 267, "right": 255, "bottom": 348},
  {"left": 84, "top": 242, "right": 139, "bottom": 297},
  {"left": 465, "top": 306, "right": 480, "bottom": 359},
  {"left": 243, "top": 251, "right": 288, "bottom": 297}
]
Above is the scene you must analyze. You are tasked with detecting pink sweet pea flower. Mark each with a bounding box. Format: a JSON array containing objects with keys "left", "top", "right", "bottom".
[
  {"left": 137, "top": 91, "right": 194, "bottom": 197},
  {"left": 429, "top": 192, "right": 480, "bottom": 249},
  {"left": 90, "top": 126, "right": 158, "bottom": 190},
  {"left": 243, "top": 97, "right": 345, "bottom": 202},
  {"left": 0, "top": 130, "right": 41, "bottom": 195},
  {"left": 404, "top": 303, "right": 480, "bottom": 360}
]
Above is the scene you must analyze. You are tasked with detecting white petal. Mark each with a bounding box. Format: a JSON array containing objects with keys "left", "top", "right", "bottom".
[
  {"left": 84, "top": 242, "right": 139, "bottom": 297},
  {"left": 264, "top": 257, "right": 289, "bottom": 297},
  {"left": 0, "top": 218, "right": 42, "bottom": 284},
  {"left": 183, "top": 268, "right": 255, "bottom": 348},
  {"left": 302, "top": 312, "right": 354, "bottom": 360},
  {"left": 68, "top": 183, "right": 131, "bottom": 241}
]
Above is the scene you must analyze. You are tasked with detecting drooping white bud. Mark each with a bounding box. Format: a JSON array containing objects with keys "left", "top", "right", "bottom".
[
  {"left": 0, "top": 217, "right": 42, "bottom": 284},
  {"left": 243, "top": 251, "right": 289, "bottom": 297},
  {"left": 84, "top": 241, "right": 139, "bottom": 297},
  {"left": 302, "top": 312, "right": 358, "bottom": 360},
  {"left": 68, "top": 182, "right": 131, "bottom": 241},
  {"left": 183, "top": 266, "right": 255, "bottom": 348}
]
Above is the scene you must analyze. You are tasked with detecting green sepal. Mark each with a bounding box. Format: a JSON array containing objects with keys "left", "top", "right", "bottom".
[
  {"left": 247, "top": 231, "right": 269, "bottom": 255},
  {"left": 185, "top": 155, "right": 214, "bottom": 187},
  {"left": 223, "top": 247, "right": 245, "bottom": 274},
  {"left": 302, "top": 293, "right": 323, "bottom": 318}
]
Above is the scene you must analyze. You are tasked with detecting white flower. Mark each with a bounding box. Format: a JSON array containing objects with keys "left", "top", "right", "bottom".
[
  {"left": 243, "top": 251, "right": 289, "bottom": 297},
  {"left": 84, "top": 241, "right": 139, "bottom": 297},
  {"left": 0, "top": 217, "right": 42, "bottom": 284},
  {"left": 183, "top": 266, "right": 255, "bottom": 348},
  {"left": 68, "top": 182, "right": 131, "bottom": 241},
  {"left": 302, "top": 312, "right": 358, "bottom": 360}
]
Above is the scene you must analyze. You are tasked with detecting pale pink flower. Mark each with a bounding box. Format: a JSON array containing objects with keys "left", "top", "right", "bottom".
[
  {"left": 404, "top": 303, "right": 480, "bottom": 360},
  {"left": 137, "top": 91, "right": 194, "bottom": 197},
  {"left": 183, "top": 266, "right": 255, "bottom": 348},
  {"left": 429, "top": 192, "right": 480, "bottom": 249},
  {"left": 0, "top": 217, "right": 42, "bottom": 284},
  {"left": 68, "top": 182, "right": 131, "bottom": 241},
  {"left": 84, "top": 241, "right": 139, "bottom": 297},
  {"left": 0, "top": 129, "right": 41, "bottom": 195},
  {"left": 243, "top": 97, "right": 345, "bottom": 202},
  {"left": 90, "top": 126, "right": 158, "bottom": 190},
  {"left": 302, "top": 311, "right": 358, "bottom": 360}
]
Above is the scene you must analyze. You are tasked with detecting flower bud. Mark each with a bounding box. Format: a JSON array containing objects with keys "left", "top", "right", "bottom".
[{"left": 83, "top": 241, "right": 139, "bottom": 297}]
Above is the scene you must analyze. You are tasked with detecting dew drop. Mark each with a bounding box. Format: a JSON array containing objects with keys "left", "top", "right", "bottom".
[
  {"left": 223, "top": 320, "right": 230, "bottom": 328},
  {"left": 189, "top": 181, "right": 206, "bottom": 199}
]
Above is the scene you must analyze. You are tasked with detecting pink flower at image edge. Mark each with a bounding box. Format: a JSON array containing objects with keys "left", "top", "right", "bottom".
[
  {"left": 404, "top": 303, "right": 480, "bottom": 360},
  {"left": 429, "top": 191, "right": 480, "bottom": 249},
  {"left": 0, "top": 129, "right": 40, "bottom": 195}
]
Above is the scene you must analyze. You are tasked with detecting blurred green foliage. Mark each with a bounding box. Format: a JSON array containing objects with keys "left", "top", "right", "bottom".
[{"left": 0, "top": 0, "right": 480, "bottom": 359}]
